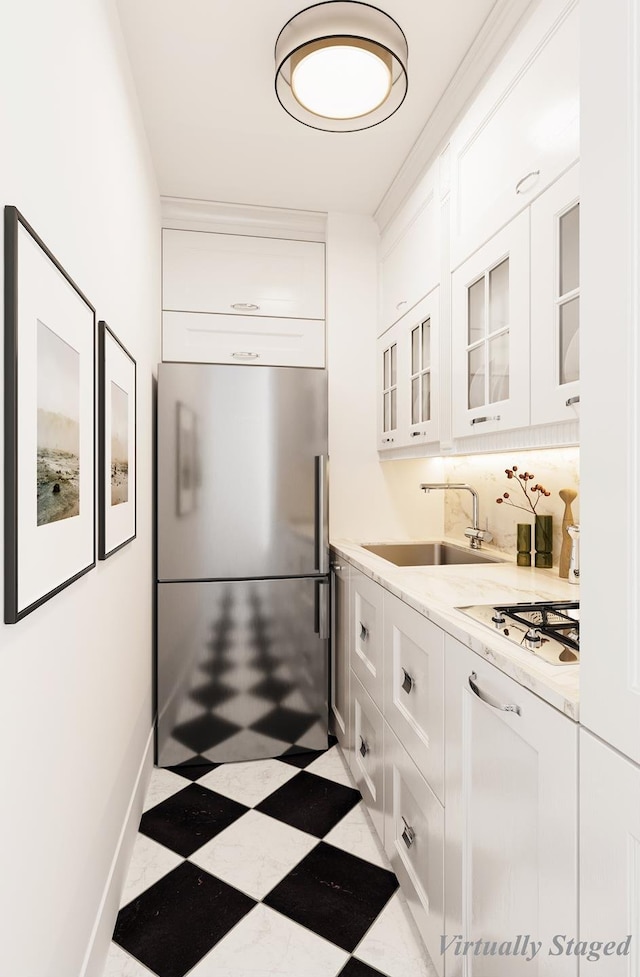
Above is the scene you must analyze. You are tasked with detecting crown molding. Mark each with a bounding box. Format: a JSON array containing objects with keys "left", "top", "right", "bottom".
[
  {"left": 374, "top": 0, "right": 537, "bottom": 232},
  {"left": 160, "top": 196, "right": 327, "bottom": 241}
]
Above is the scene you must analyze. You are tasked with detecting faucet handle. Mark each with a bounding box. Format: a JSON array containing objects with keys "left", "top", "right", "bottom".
[{"left": 464, "top": 527, "right": 493, "bottom": 550}]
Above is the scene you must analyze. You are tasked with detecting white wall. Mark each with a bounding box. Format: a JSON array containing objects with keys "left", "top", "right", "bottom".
[
  {"left": 326, "top": 213, "right": 444, "bottom": 543},
  {"left": 0, "top": 2, "right": 160, "bottom": 975}
]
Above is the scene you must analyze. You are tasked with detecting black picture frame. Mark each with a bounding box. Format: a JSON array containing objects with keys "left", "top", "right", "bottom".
[
  {"left": 4, "top": 206, "right": 96, "bottom": 624},
  {"left": 98, "top": 321, "right": 137, "bottom": 559}
]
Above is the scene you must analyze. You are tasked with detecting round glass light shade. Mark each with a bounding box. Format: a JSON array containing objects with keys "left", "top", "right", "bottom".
[
  {"left": 275, "top": 1, "right": 408, "bottom": 132},
  {"left": 291, "top": 40, "right": 392, "bottom": 120}
]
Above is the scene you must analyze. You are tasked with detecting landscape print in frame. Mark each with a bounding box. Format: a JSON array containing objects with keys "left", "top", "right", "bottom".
[
  {"left": 4, "top": 206, "right": 96, "bottom": 624},
  {"left": 98, "top": 321, "right": 136, "bottom": 559}
]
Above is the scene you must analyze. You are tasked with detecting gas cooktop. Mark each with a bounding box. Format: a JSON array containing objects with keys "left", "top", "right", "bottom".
[{"left": 457, "top": 600, "right": 579, "bottom": 666}]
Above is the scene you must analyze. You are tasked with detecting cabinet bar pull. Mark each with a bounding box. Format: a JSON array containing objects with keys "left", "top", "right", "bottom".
[
  {"left": 382, "top": 437, "right": 395, "bottom": 443},
  {"left": 231, "top": 302, "right": 260, "bottom": 311},
  {"left": 468, "top": 672, "right": 521, "bottom": 715},
  {"left": 359, "top": 735, "right": 369, "bottom": 758},
  {"left": 401, "top": 816, "right": 415, "bottom": 849},
  {"left": 360, "top": 622, "right": 369, "bottom": 642},
  {"left": 565, "top": 395, "right": 580, "bottom": 407},
  {"left": 410, "top": 431, "right": 425, "bottom": 437},
  {"left": 396, "top": 300, "right": 408, "bottom": 311},
  {"left": 401, "top": 668, "right": 414, "bottom": 694},
  {"left": 331, "top": 563, "right": 344, "bottom": 571},
  {"left": 232, "top": 351, "right": 260, "bottom": 360},
  {"left": 470, "top": 414, "right": 501, "bottom": 426},
  {"left": 515, "top": 170, "right": 540, "bottom": 194}
]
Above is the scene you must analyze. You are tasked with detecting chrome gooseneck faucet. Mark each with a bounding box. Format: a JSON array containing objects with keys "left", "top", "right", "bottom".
[{"left": 420, "top": 482, "right": 493, "bottom": 549}]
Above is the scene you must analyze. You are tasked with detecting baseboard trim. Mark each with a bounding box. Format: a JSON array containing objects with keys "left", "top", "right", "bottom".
[{"left": 80, "top": 725, "right": 154, "bottom": 977}]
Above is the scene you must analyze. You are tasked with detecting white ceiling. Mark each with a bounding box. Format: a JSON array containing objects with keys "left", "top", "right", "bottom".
[{"left": 116, "top": 0, "right": 501, "bottom": 214}]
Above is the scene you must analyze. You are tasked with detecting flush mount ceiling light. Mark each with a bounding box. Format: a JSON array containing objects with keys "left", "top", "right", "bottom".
[{"left": 275, "top": 1, "right": 408, "bottom": 132}]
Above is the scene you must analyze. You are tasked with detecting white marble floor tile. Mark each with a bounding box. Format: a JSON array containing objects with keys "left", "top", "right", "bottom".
[
  {"left": 142, "top": 767, "right": 188, "bottom": 812},
  {"left": 119, "top": 834, "right": 183, "bottom": 908},
  {"left": 323, "top": 802, "right": 389, "bottom": 869},
  {"left": 305, "top": 745, "right": 354, "bottom": 787},
  {"left": 188, "top": 903, "right": 349, "bottom": 977},
  {"left": 103, "top": 942, "right": 157, "bottom": 977},
  {"left": 190, "top": 809, "right": 317, "bottom": 900},
  {"left": 354, "top": 890, "right": 437, "bottom": 977},
  {"left": 198, "top": 757, "right": 298, "bottom": 807}
]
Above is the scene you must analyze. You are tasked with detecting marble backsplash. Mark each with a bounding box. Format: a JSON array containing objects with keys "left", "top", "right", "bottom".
[{"left": 442, "top": 447, "right": 580, "bottom": 566}]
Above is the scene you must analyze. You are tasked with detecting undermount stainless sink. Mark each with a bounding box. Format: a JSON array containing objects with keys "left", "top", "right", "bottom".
[{"left": 361, "top": 541, "right": 505, "bottom": 567}]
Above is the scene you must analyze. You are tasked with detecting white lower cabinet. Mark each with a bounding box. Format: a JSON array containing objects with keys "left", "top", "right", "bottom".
[
  {"left": 350, "top": 570, "right": 385, "bottom": 710},
  {"left": 579, "top": 730, "right": 640, "bottom": 974},
  {"left": 383, "top": 592, "right": 444, "bottom": 803},
  {"left": 444, "top": 635, "right": 578, "bottom": 976},
  {"left": 349, "top": 671, "right": 385, "bottom": 842},
  {"left": 384, "top": 724, "right": 445, "bottom": 976}
]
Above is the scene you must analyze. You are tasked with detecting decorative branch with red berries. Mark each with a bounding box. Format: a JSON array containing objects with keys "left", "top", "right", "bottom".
[{"left": 496, "top": 465, "right": 550, "bottom": 516}]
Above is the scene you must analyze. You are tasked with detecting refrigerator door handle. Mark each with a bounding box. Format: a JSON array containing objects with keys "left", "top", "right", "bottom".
[
  {"left": 314, "top": 454, "right": 328, "bottom": 574},
  {"left": 314, "top": 579, "right": 330, "bottom": 639}
]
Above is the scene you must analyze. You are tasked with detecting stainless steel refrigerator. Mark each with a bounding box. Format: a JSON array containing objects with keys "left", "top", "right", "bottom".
[{"left": 156, "top": 362, "right": 329, "bottom": 768}]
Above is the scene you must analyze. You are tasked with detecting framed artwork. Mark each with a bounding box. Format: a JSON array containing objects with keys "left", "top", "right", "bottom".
[
  {"left": 98, "top": 321, "right": 136, "bottom": 559},
  {"left": 4, "top": 206, "right": 96, "bottom": 623}
]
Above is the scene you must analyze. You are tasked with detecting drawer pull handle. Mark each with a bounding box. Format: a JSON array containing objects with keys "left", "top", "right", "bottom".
[
  {"left": 401, "top": 816, "right": 415, "bottom": 849},
  {"left": 231, "top": 302, "right": 260, "bottom": 311},
  {"left": 331, "top": 563, "right": 344, "bottom": 571},
  {"left": 232, "top": 351, "right": 260, "bottom": 360},
  {"left": 359, "top": 622, "right": 369, "bottom": 642},
  {"left": 515, "top": 170, "right": 540, "bottom": 194},
  {"left": 401, "top": 668, "right": 414, "bottom": 694},
  {"left": 396, "top": 300, "right": 408, "bottom": 311},
  {"left": 359, "top": 735, "right": 369, "bottom": 758},
  {"left": 470, "top": 414, "right": 501, "bottom": 426},
  {"left": 565, "top": 395, "right": 580, "bottom": 407},
  {"left": 409, "top": 431, "right": 425, "bottom": 437},
  {"left": 468, "top": 672, "right": 521, "bottom": 716}
]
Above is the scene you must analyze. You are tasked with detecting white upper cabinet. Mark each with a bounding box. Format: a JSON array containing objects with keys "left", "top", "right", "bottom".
[
  {"left": 449, "top": 0, "right": 579, "bottom": 271},
  {"left": 451, "top": 211, "right": 530, "bottom": 438},
  {"left": 530, "top": 164, "right": 580, "bottom": 425},
  {"left": 163, "top": 229, "right": 325, "bottom": 320},
  {"left": 378, "top": 165, "right": 439, "bottom": 336}
]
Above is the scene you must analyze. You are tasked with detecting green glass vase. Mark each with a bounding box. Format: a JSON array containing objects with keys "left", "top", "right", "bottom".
[
  {"left": 534, "top": 515, "right": 553, "bottom": 568},
  {"left": 516, "top": 523, "right": 532, "bottom": 567}
]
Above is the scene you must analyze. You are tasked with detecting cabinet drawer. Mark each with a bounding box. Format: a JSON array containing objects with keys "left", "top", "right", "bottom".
[
  {"left": 384, "top": 724, "right": 444, "bottom": 977},
  {"left": 163, "top": 229, "right": 325, "bottom": 319},
  {"left": 350, "top": 671, "right": 385, "bottom": 842},
  {"left": 450, "top": 2, "right": 579, "bottom": 269},
  {"left": 383, "top": 593, "right": 444, "bottom": 803},
  {"left": 162, "top": 311, "right": 325, "bottom": 368},
  {"left": 350, "top": 570, "right": 385, "bottom": 709}
]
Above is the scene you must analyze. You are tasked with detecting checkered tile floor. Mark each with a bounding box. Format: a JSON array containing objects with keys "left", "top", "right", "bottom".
[{"left": 104, "top": 746, "right": 436, "bottom": 977}]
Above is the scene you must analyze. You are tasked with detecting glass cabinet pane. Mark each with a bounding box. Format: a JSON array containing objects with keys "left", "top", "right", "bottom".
[
  {"left": 489, "top": 258, "right": 509, "bottom": 332},
  {"left": 559, "top": 297, "right": 579, "bottom": 384},
  {"left": 390, "top": 388, "right": 397, "bottom": 429},
  {"left": 390, "top": 343, "right": 397, "bottom": 385},
  {"left": 422, "top": 319, "right": 431, "bottom": 368},
  {"left": 560, "top": 204, "right": 580, "bottom": 296},
  {"left": 411, "top": 328, "right": 419, "bottom": 375},
  {"left": 468, "top": 346, "right": 485, "bottom": 409},
  {"left": 383, "top": 348, "right": 390, "bottom": 389},
  {"left": 411, "top": 378, "right": 420, "bottom": 424},
  {"left": 488, "top": 332, "right": 510, "bottom": 403},
  {"left": 422, "top": 372, "right": 431, "bottom": 421},
  {"left": 383, "top": 392, "right": 390, "bottom": 432},
  {"left": 468, "top": 277, "right": 485, "bottom": 344}
]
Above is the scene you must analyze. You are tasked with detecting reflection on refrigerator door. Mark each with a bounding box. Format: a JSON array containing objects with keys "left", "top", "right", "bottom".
[{"left": 157, "top": 578, "right": 328, "bottom": 766}]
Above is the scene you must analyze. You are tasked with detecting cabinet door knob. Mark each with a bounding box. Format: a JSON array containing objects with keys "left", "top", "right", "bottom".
[
  {"left": 401, "top": 668, "right": 414, "bottom": 694},
  {"left": 409, "top": 431, "right": 425, "bottom": 437},
  {"left": 359, "top": 735, "right": 369, "bottom": 758},
  {"left": 515, "top": 170, "right": 540, "bottom": 194},
  {"left": 401, "top": 816, "right": 415, "bottom": 849},
  {"left": 468, "top": 672, "right": 521, "bottom": 715},
  {"left": 359, "top": 622, "right": 369, "bottom": 642}
]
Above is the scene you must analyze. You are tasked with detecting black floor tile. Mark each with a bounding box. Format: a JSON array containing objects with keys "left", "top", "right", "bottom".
[
  {"left": 189, "top": 679, "right": 237, "bottom": 710},
  {"left": 255, "top": 770, "right": 360, "bottom": 836},
  {"left": 168, "top": 760, "right": 220, "bottom": 781},
  {"left": 338, "top": 959, "right": 389, "bottom": 977},
  {"left": 263, "top": 842, "right": 398, "bottom": 953},
  {"left": 140, "top": 783, "right": 249, "bottom": 856},
  {"left": 278, "top": 746, "right": 326, "bottom": 768},
  {"left": 251, "top": 705, "right": 318, "bottom": 743},
  {"left": 114, "top": 861, "right": 255, "bottom": 977},
  {"left": 172, "top": 712, "right": 241, "bottom": 753}
]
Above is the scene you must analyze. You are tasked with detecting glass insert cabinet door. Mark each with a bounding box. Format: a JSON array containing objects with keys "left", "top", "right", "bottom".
[
  {"left": 381, "top": 336, "right": 398, "bottom": 445},
  {"left": 452, "top": 210, "right": 530, "bottom": 438}
]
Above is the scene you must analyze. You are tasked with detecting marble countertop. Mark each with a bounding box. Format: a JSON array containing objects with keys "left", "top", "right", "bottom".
[{"left": 331, "top": 537, "right": 580, "bottom": 721}]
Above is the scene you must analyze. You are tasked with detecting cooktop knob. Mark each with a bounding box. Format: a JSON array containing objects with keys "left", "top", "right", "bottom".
[
  {"left": 524, "top": 628, "right": 543, "bottom": 650},
  {"left": 491, "top": 610, "right": 506, "bottom": 626}
]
